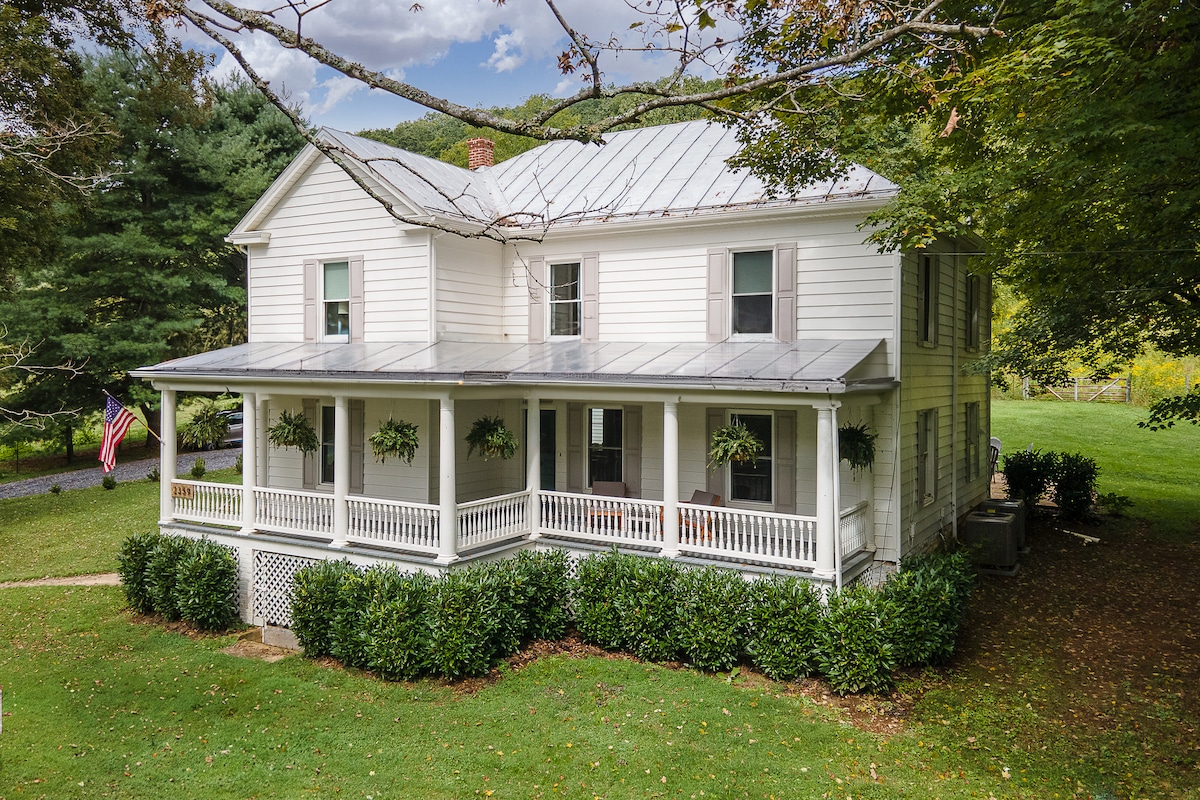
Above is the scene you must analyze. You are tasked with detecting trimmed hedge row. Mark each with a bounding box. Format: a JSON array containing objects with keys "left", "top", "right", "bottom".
[
  {"left": 1002, "top": 448, "right": 1101, "bottom": 521},
  {"left": 116, "top": 532, "right": 239, "bottom": 630},
  {"left": 289, "top": 550, "right": 571, "bottom": 680},
  {"left": 288, "top": 547, "right": 973, "bottom": 695}
]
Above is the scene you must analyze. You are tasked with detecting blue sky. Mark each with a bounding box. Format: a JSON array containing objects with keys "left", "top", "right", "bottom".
[{"left": 189, "top": 0, "right": 716, "bottom": 134}]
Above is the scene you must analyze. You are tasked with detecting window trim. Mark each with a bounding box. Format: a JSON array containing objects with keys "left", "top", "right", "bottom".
[
  {"left": 727, "top": 410, "right": 774, "bottom": 506},
  {"left": 918, "top": 255, "right": 939, "bottom": 347},
  {"left": 548, "top": 260, "right": 582, "bottom": 339},
  {"left": 964, "top": 272, "right": 981, "bottom": 351},
  {"left": 729, "top": 249, "right": 775, "bottom": 340},
  {"left": 917, "top": 408, "right": 938, "bottom": 506},
  {"left": 321, "top": 259, "right": 351, "bottom": 343}
]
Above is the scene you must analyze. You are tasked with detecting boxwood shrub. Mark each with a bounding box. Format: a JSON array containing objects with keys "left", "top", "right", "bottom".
[
  {"left": 611, "top": 555, "right": 681, "bottom": 662},
  {"left": 674, "top": 567, "right": 749, "bottom": 672},
  {"left": 174, "top": 538, "right": 239, "bottom": 630},
  {"left": 746, "top": 576, "right": 823, "bottom": 680},
  {"left": 426, "top": 568, "right": 504, "bottom": 678},
  {"left": 1052, "top": 452, "right": 1100, "bottom": 521},
  {"left": 331, "top": 565, "right": 392, "bottom": 669},
  {"left": 116, "top": 531, "right": 163, "bottom": 615},
  {"left": 882, "top": 552, "right": 975, "bottom": 667},
  {"left": 513, "top": 549, "right": 571, "bottom": 642},
  {"left": 365, "top": 568, "right": 435, "bottom": 680},
  {"left": 290, "top": 559, "right": 357, "bottom": 657},
  {"left": 573, "top": 550, "right": 638, "bottom": 650},
  {"left": 145, "top": 535, "right": 194, "bottom": 621},
  {"left": 817, "top": 584, "right": 896, "bottom": 695}
]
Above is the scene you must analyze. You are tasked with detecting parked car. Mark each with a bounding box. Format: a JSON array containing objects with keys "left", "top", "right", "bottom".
[{"left": 217, "top": 408, "right": 243, "bottom": 448}]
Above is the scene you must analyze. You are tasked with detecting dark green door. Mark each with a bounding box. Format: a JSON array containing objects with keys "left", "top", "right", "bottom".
[{"left": 540, "top": 409, "right": 556, "bottom": 490}]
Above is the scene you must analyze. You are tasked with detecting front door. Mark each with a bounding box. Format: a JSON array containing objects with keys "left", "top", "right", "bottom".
[{"left": 540, "top": 409, "right": 556, "bottom": 490}]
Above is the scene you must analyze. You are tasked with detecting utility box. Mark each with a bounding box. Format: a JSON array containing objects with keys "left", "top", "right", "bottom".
[
  {"left": 963, "top": 511, "right": 1019, "bottom": 576},
  {"left": 979, "top": 499, "right": 1026, "bottom": 553}
]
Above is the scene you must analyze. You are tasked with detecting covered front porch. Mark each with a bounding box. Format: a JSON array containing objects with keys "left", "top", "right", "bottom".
[{"left": 137, "top": 340, "right": 893, "bottom": 586}]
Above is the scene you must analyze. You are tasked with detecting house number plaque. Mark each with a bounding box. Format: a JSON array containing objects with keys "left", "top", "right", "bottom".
[{"left": 170, "top": 482, "right": 195, "bottom": 500}]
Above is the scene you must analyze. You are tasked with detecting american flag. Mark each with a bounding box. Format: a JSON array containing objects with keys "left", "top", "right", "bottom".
[{"left": 99, "top": 395, "right": 137, "bottom": 473}]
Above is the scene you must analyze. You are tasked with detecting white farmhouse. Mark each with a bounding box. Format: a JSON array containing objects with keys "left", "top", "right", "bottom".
[{"left": 134, "top": 120, "right": 991, "bottom": 625}]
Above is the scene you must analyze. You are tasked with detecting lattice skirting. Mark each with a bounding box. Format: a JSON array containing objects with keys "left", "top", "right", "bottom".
[{"left": 252, "top": 550, "right": 320, "bottom": 627}]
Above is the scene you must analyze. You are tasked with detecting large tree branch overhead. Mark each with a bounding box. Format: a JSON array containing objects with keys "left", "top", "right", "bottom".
[{"left": 176, "top": 0, "right": 999, "bottom": 143}]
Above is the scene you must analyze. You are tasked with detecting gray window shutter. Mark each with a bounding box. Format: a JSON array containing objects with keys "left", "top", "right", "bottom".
[
  {"left": 349, "top": 399, "right": 364, "bottom": 494},
  {"left": 527, "top": 256, "right": 545, "bottom": 343},
  {"left": 427, "top": 399, "right": 440, "bottom": 504},
  {"left": 567, "top": 402, "right": 584, "bottom": 492},
  {"left": 775, "top": 410, "right": 796, "bottom": 514},
  {"left": 623, "top": 405, "right": 642, "bottom": 497},
  {"left": 775, "top": 243, "right": 797, "bottom": 342},
  {"left": 349, "top": 256, "right": 365, "bottom": 343},
  {"left": 706, "top": 407, "right": 726, "bottom": 498},
  {"left": 301, "top": 399, "right": 317, "bottom": 489},
  {"left": 706, "top": 248, "right": 728, "bottom": 343},
  {"left": 303, "top": 260, "right": 319, "bottom": 342},
  {"left": 581, "top": 252, "right": 599, "bottom": 342}
]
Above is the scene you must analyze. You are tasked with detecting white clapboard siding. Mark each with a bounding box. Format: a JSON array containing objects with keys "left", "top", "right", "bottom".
[
  {"left": 248, "top": 159, "right": 430, "bottom": 342},
  {"left": 360, "top": 398, "right": 432, "bottom": 503},
  {"left": 436, "top": 235, "right": 505, "bottom": 340}
]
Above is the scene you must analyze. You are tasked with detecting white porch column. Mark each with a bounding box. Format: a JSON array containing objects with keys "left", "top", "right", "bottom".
[
  {"left": 256, "top": 395, "right": 269, "bottom": 486},
  {"left": 526, "top": 395, "right": 541, "bottom": 540},
  {"left": 814, "top": 403, "right": 841, "bottom": 580},
  {"left": 331, "top": 395, "right": 350, "bottom": 548},
  {"left": 661, "top": 400, "right": 680, "bottom": 557},
  {"left": 159, "top": 389, "right": 176, "bottom": 525},
  {"left": 437, "top": 394, "right": 459, "bottom": 564},
  {"left": 240, "top": 391, "right": 257, "bottom": 535}
]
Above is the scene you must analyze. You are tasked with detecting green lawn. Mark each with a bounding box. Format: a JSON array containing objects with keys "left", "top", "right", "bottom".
[{"left": 992, "top": 399, "right": 1200, "bottom": 539}]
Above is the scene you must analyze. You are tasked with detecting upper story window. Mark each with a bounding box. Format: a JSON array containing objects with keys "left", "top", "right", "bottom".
[
  {"left": 964, "top": 272, "right": 981, "bottom": 351},
  {"left": 731, "top": 250, "right": 774, "bottom": 336},
  {"left": 918, "top": 255, "right": 939, "bottom": 346},
  {"left": 549, "top": 261, "right": 581, "bottom": 337},
  {"left": 729, "top": 411, "right": 773, "bottom": 503},
  {"left": 323, "top": 260, "right": 350, "bottom": 341}
]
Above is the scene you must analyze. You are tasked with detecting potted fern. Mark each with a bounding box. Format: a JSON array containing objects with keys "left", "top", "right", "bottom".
[
  {"left": 708, "top": 423, "right": 765, "bottom": 470},
  {"left": 267, "top": 409, "right": 319, "bottom": 454},
  {"left": 369, "top": 418, "right": 420, "bottom": 464},
  {"left": 465, "top": 415, "right": 518, "bottom": 460},
  {"left": 838, "top": 422, "right": 877, "bottom": 475}
]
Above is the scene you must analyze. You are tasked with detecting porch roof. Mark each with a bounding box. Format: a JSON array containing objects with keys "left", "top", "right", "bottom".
[{"left": 133, "top": 339, "right": 893, "bottom": 393}]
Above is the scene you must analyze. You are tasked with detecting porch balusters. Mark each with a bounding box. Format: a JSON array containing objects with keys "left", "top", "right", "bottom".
[
  {"left": 437, "top": 394, "right": 458, "bottom": 564},
  {"left": 159, "top": 389, "right": 177, "bottom": 525},
  {"left": 661, "top": 399, "right": 680, "bottom": 557},
  {"left": 240, "top": 390, "right": 257, "bottom": 535},
  {"left": 331, "top": 395, "right": 350, "bottom": 548}
]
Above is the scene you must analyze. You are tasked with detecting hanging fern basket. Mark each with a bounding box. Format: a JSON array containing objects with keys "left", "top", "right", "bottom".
[
  {"left": 708, "top": 423, "right": 765, "bottom": 470},
  {"left": 838, "top": 422, "right": 878, "bottom": 475},
  {"left": 465, "top": 416, "right": 518, "bottom": 461},
  {"left": 267, "top": 409, "right": 319, "bottom": 455},
  {"left": 369, "top": 418, "right": 420, "bottom": 464}
]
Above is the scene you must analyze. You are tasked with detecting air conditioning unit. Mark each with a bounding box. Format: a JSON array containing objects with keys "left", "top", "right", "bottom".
[
  {"left": 963, "top": 511, "right": 1019, "bottom": 576},
  {"left": 978, "top": 499, "right": 1027, "bottom": 553}
]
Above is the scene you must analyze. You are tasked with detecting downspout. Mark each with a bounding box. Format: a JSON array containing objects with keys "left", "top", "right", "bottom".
[
  {"left": 951, "top": 249, "right": 960, "bottom": 542},
  {"left": 427, "top": 231, "right": 441, "bottom": 343}
]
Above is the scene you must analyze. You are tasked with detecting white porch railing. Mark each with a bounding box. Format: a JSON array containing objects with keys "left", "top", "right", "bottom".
[
  {"left": 171, "top": 480, "right": 241, "bottom": 527},
  {"left": 457, "top": 490, "right": 530, "bottom": 550},
  {"left": 538, "top": 491, "right": 664, "bottom": 547},
  {"left": 839, "top": 500, "right": 871, "bottom": 557},
  {"left": 348, "top": 495, "right": 440, "bottom": 554},
  {"left": 679, "top": 504, "right": 819, "bottom": 569},
  {"left": 254, "top": 487, "right": 334, "bottom": 539}
]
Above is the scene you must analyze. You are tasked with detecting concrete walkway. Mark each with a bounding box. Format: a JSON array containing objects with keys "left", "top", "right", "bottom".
[{"left": 0, "top": 448, "right": 241, "bottom": 500}]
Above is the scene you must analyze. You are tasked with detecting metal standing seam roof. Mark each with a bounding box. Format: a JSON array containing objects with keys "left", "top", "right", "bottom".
[
  {"left": 317, "top": 120, "right": 899, "bottom": 230},
  {"left": 132, "top": 340, "right": 894, "bottom": 393}
]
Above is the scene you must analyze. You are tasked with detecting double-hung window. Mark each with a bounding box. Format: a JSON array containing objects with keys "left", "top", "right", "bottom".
[
  {"left": 588, "top": 407, "right": 622, "bottom": 485},
  {"left": 964, "top": 272, "right": 981, "bottom": 351},
  {"left": 549, "top": 261, "right": 581, "bottom": 337},
  {"left": 729, "top": 412, "right": 773, "bottom": 503},
  {"left": 323, "top": 260, "right": 350, "bottom": 341},
  {"left": 731, "top": 251, "right": 774, "bottom": 336},
  {"left": 918, "top": 255, "right": 939, "bottom": 346}
]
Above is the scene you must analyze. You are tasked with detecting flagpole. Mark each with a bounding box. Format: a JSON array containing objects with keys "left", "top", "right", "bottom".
[{"left": 102, "top": 389, "right": 162, "bottom": 443}]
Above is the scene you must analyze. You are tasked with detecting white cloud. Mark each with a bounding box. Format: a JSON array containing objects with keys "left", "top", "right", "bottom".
[{"left": 485, "top": 30, "right": 527, "bottom": 73}]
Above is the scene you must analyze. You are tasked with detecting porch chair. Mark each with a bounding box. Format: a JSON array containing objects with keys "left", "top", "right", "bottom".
[
  {"left": 591, "top": 481, "right": 628, "bottom": 497},
  {"left": 681, "top": 489, "right": 722, "bottom": 541},
  {"left": 588, "top": 481, "right": 629, "bottom": 531},
  {"left": 988, "top": 437, "right": 1002, "bottom": 482}
]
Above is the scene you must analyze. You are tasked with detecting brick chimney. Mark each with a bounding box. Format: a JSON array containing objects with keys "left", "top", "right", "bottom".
[{"left": 467, "top": 137, "right": 495, "bottom": 170}]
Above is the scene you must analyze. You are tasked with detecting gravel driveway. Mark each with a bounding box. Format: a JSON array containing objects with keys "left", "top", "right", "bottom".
[{"left": 0, "top": 448, "right": 242, "bottom": 500}]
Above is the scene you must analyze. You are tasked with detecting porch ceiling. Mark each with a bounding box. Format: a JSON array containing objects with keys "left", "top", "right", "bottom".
[{"left": 133, "top": 339, "right": 893, "bottom": 393}]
